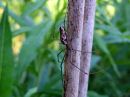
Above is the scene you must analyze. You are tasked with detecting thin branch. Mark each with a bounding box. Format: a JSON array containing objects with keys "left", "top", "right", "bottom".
[
  {"left": 78, "top": 0, "right": 96, "bottom": 97},
  {"left": 64, "top": 0, "right": 85, "bottom": 97}
]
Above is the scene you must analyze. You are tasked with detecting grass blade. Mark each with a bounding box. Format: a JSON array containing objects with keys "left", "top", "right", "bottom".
[
  {"left": 95, "top": 33, "right": 120, "bottom": 77},
  {"left": 0, "top": 6, "right": 14, "bottom": 97}
]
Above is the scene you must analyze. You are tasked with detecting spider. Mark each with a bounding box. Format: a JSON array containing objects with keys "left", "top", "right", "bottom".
[
  {"left": 57, "top": 25, "right": 106, "bottom": 88},
  {"left": 57, "top": 26, "right": 92, "bottom": 86}
]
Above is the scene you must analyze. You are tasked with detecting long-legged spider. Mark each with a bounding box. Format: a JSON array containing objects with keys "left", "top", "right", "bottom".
[{"left": 57, "top": 26, "right": 95, "bottom": 86}]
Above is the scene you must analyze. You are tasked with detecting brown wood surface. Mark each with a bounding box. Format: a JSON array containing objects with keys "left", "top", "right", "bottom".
[{"left": 64, "top": 0, "right": 85, "bottom": 97}]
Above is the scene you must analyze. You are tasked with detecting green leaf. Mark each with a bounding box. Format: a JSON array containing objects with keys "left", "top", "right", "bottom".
[
  {"left": 24, "top": 87, "right": 37, "bottom": 97},
  {"left": 23, "top": 0, "right": 46, "bottom": 15},
  {"left": 104, "top": 34, "right": 130, "bottom": 43},
  {"left": 88, "top": 91, "right": 109, "bottom": 97},
  {"left": 13, "top": 26, "right": 31, "bottom": 36},
  {"left": 9, "top": 11, "right": 28, "bottom": 26},
  {"left": 37, "top": 89, "right": 61, "bottom": 97},
  {"left": 91, "top": 55, "right": 101, "bottom": 68},
  {"left": 0, "top": 3, "right": 29, "bottom": 26},
  {"left": 0, "top": 6, "right": 14, "bottom": 97},
  {"left": 95, "top": 24, "right": 121, "bottom": 35},
  {"left": 16, "top": 20, "right": 52, "bottom": 79},
  {"left": 96, "top": 6, "right": 111, "bottom": 25},
  {"left": 37, "top": 64, "right": 51, "bottom": 92},
  {"left": 95, "top": 33, "right": 120, "bottom": 77}
]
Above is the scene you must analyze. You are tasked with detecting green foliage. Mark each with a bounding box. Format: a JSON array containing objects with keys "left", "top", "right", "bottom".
[
  {"left": 88, "top": 91, "right": 108, "bottom": 97},
  {"left": 0, "top": 6, "right": 14, "bottom": 97},
  {"left": 0, "top": 0, "right": 130, "bottom": 97}
]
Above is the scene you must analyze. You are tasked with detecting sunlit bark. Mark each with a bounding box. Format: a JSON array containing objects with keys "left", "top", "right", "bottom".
[
  {"left": 78, "top": 0, "right": 96, "bottom": 97},
  {"left": 64, "top": 0, "right": 85, "bottom": 97}
]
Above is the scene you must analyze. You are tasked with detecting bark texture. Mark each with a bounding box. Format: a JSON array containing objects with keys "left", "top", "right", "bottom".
[
  {"left": 64, "top": 0, "right": 85, "bottom": 97},
  {"left": 78, "top": 0, "right": 96, "bottom": 97}
]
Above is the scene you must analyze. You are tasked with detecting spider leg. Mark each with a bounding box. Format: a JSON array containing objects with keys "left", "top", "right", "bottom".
[
  {"left": 57, "top": 48, "right": 65, "bottom": 86},
  {"left": 60, "top": 54, "right": 65, "bottom": 87},
  {"left": 57, "top": 49, "right": 64, "bottom": 63},
  {"left": 70, "top": 48, "right": 95, "bottom": 54},
  {"left": 68, "top": 48, "right": 104, "bottom": 75},
  {"left": 69, "top": 60, "right": 88, "bottom": 75},
  {"left": 68, "top": 47, "right": 88, "bottom": 75}
]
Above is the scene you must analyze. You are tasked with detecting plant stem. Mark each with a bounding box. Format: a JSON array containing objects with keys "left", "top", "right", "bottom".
[
  {"left": 64, "top": 0, "right": 85, "bottom": 97},
  {"left": 78, "top": 0, "right": 96, "bottom": 97}
]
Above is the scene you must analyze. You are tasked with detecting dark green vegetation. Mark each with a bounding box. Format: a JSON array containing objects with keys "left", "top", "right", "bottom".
[{"left": 0, "top": 0, "right": 130, "bottom": 97}]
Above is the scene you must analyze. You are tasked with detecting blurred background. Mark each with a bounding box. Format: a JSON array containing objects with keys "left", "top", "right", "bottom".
[{"left": 0, "top": 0, "right": 130, "bottom": 97}]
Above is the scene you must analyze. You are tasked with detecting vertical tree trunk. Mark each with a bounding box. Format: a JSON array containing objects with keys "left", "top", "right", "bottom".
[
  {"left": 64, "top": 0, "right": 85, "bottom": 97},
  {"left": 78, "top": 0, "right": 96, "bottom": 97}
]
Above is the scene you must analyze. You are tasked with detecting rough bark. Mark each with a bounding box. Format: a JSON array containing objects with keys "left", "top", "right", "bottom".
[
  {"left": 78, "top": 0, "right": 96, "bottom": 97},
  {"left": 64, "top": 0, "right": 85, "bottom": 97}
]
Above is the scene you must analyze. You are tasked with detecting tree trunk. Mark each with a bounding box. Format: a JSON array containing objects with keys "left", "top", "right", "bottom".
[
  {"left": 64, "top": 0, "right": 85, "bottom": 97},
  {"left": 78, "top": 0, "right": 96, "bottom": 97}
]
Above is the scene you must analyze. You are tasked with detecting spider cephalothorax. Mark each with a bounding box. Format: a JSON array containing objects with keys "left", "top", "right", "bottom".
[
  {"left": 58, "top": 26, "right": 89, "bottom": 76},
  {"left": 59, "top": 26, "right": 67, "bottom": 45}
]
